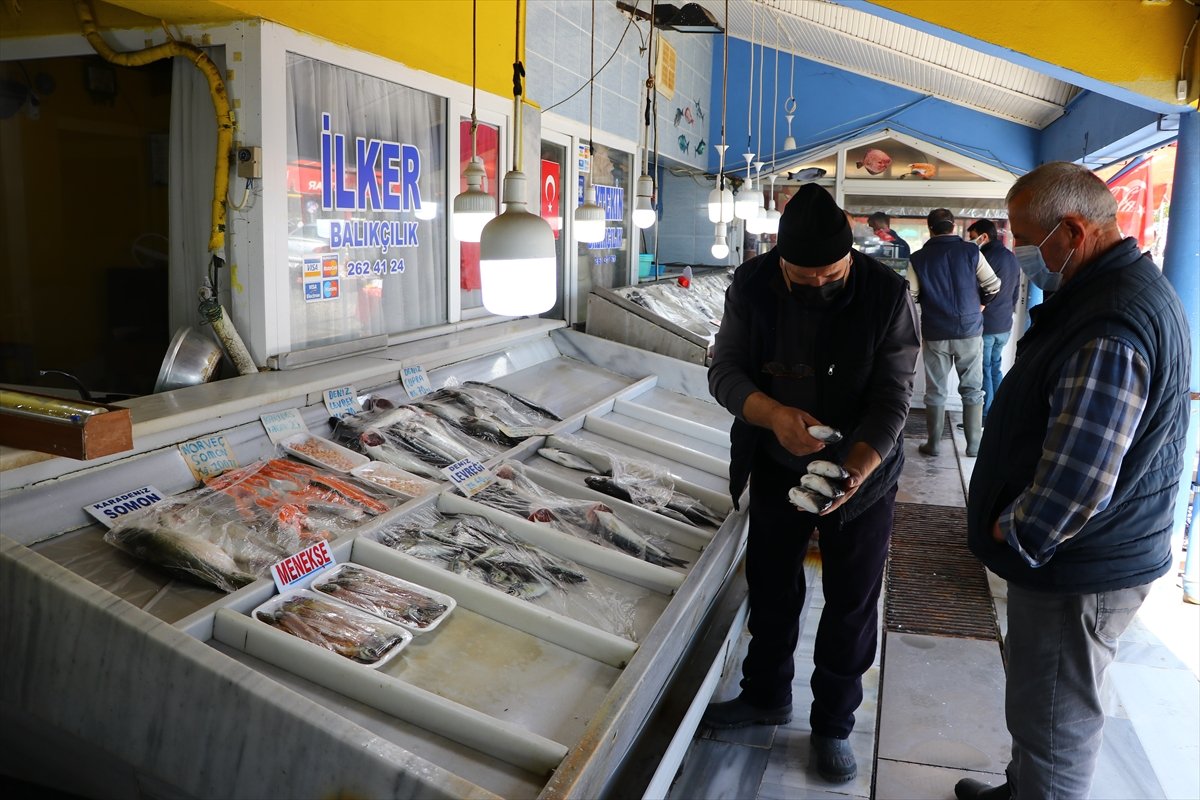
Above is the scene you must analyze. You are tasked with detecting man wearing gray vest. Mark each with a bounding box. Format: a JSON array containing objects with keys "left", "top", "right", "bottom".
[
  {"left": 954, "top": 162, "right": 1190, "bottom": 800},
  {"left": 907, "top": 209, "right": 1001, "bottom": 457}
]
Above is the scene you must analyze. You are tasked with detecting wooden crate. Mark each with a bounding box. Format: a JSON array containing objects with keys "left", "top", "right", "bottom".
[{"left": 0, "top": 393, "right": 133, "bottom": 460}]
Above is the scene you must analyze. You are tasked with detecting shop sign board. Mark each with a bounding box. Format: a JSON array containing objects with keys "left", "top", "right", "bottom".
[
  {"left": 260, "top": 409, "right": 308, "bottom": 444},
  {"left": 271, "top": 540, "right": 336, "bottom": 593},
  {"left": 323, "top": 386, "right": 362, "bottom": 419},
  {"left": 178, "top": 435, "right": 240, "bottom": 480},
  {"left": 83, "top": 486, "right": 167, "bottom": 528}
]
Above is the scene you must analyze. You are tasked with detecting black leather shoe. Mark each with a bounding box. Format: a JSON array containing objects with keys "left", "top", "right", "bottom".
[
  {"left": 954, "top": 777, "right": 1011, "bottom": 799},
  {"left": 700, "top": 696, "right": 792, "bottom": 729},
  {"left": 811, "top": 734, "right": 857, "bottom": 783}
]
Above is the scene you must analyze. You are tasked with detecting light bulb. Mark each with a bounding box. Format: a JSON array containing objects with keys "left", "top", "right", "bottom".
[
  {"left": 574, "top": 184, "right": 606, "bottom": 243},
  {"left": 414, "top": 200, "right": 438, "bottom": 221},
  {"left": 479, "top": 170, "right": 557, "bottom": 316},
  {"left": 762, "top": 207, "right": 781, "bottom": 235},
  {"left": 711, "top": 222, "right": 729, "bottom": 259},
  {"left": 707, "top": 185, "right": 734, "bottom": 223},
  {"left": 452, "top": 157, "right": 496, "bottom": 242},
  {"left": 735, "top": 182, "right": 759, "bottom": 220},
  {"left": 632, "top": 174, "right": 656, "bottom": 229}
]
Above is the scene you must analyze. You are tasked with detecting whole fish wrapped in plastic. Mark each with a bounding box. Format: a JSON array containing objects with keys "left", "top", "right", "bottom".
[
  {"left": 255, "top": 593, "right": 408, "bottom": 664},
  {"left": 104, "top": 458, "right": 396, "bottom": 593}
]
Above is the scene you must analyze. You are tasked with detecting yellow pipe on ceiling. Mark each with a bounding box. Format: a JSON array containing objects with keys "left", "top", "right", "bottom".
[{"left": 871, "top": 0, "right": 1199, "bottom": 107}]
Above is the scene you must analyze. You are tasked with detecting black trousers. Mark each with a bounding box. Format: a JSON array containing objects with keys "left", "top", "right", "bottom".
[{"left": 739, "top": 456, "right": 896, "bottom": 738}]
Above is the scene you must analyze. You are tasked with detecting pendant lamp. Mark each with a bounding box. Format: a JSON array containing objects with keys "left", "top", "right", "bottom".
[
  {"left": 633, "top": 1, "right": 658, "bottom": 231},
  {"left": 452, "top": 0, "right": 496, "bottom": 242},
  {"left": 707, "top": 0, "right": 733, "bottom": 227},
  {"left": 783, "top": 49, "right": 797, "bottom": 151},
  {"left": 478, "top": 1, "right": 556, "bottom": 316},
  {"left": 711, "top": 221, "right": 729, "bottom": 260},
  {"left": 761, "top": 30, "right": 781, "bottom": 236},
  {"left": 574, "top": 0, "right": 607, "bottom": 244},
  {"left": 733, "top": 7, "right": 758, "bottom": 222}
]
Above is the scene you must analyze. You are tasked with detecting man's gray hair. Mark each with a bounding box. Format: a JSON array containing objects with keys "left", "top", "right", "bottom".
[{"left": 1006, "top": 161, "right": 1117, "bottom": 229}]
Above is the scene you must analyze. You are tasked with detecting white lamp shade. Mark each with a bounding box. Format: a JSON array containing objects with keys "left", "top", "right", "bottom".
[
  {"left": 746, "top": 207, "right": 767, "bottom": 235},
  {"left": 452, "top": 158, "right": 496, "bottom": 242},
  {"left": 632, "top": 174, "right": 655, "bottom": 229},
  {"left": 734, "top": 184, "right": 759, "bottom": 220},
  {"left": 762, "top": 207, "right": 781, "bottom": 235},
  {"left": 479, "top": 170, "right": 557, "bottom": 316},
  {"left": 784, "top": 135, "right": 797, "bottom": 150},
  {"left": 707, "top": 186, "right": 734, "bottom": 223},
  {"left": 574, "top": 203, "right": 606, "bottom": 243}
]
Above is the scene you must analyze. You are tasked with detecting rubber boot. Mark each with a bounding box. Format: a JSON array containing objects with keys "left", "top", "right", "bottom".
[
  {"left": 963, "top": 403, "right": 984, "bottom": 457},
  {"left": 919, "top": 405, "right": 944, "bottom": 456}
]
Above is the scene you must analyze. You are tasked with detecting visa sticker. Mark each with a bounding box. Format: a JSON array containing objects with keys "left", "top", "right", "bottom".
[
  {"left": 84, "top": 485, "right": 166, "bottom": 528},
  {"left": 260, "top": 408, "right": 308, "bottom": 444},
  {"left": 271, "top": 540, "right": 336, "bottom": 593},
  {"left": 442, "top": 458, "right": 494, "bottom": 497},
  {"left": 323, "top": 386, "right": 361, "bottom": 419},
  {"left": 400, "top": 364, "right": 433, "bottom": 398},
  {"left": 178, "top": 435, "right": 240, "bottom": 481}
]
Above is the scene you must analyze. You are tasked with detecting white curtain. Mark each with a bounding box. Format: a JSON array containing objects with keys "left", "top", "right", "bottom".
[
  {"left": 285, "top": 55, "right": 447, "bottom": 351},
  {"left": 168, "top": 53, "right": 221, "bottom": 336}
]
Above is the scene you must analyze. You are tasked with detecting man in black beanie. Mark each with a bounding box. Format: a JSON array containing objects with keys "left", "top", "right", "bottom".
[{"left": 705, "top": 184, "right": 920, "bottom": 784}]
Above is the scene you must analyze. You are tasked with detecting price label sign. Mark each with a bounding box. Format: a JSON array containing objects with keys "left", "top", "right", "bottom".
[
  {"left": 441, "top": 458, "right": 494, "bottom": 497},
  {"left": 84, "top": 486, "right": 167, "bottom": 529},
  {"left": 401, "top": 364, "right": 433, "bottom": 398},
  {"left": 260, "top": 408, "right": 308, "bottom": 444},
  {"left": 270, "top": 540, "right": 336, "bottom": 593},
  {"left": 323, "top": 386, "right": 361, "bottom": 419},
  {"left": 178, "top": 435, "right": 240, "bottom": 481}
]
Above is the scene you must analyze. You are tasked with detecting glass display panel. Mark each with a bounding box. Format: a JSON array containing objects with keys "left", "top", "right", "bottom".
[
  {"left": 458, "top": 118, "right": 499, "bottom": 311},
  {"left": 575, "top": 142, "right": 632, "bottom": 323},
  {"left": 286, "top": 54, "right": 447, "bottom": 350}
]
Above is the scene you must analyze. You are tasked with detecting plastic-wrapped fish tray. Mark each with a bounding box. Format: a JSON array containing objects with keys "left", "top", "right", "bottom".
[
  {"left": 281, "top": 433, "right": 370, "bottom": 473},
  {"left": 350, "top": 461, "right": 440, "bottom": 499},
  {"left": 251, "top": 588, "right": 412, "bottom": 668},
  {"left": 311, "top": 562, "right": 456, "bottom": 633}
]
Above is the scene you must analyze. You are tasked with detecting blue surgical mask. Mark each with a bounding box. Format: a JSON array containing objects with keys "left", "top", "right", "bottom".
[{"left": 1014, "top": 221, "right": 1073, "bottom": 293}]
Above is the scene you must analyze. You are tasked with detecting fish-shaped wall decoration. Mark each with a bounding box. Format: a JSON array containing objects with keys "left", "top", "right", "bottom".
[
  {"left": 683, "top": 107, "right": 695, "bottom": 125},
  {"left": 855, "top": 148, "right": 891, "bottom": 175},
  {"left": 695, "top": 100, "right": 705, "bottom": 123},
  {"left": 674, "top": 108, "right": 684, "bottom": 126},
  {"left": 695, "top": 139, "right": 706, "bottom": 156},
  {"left": 678, "top": 134, "right": 689, "bottom": 152}
]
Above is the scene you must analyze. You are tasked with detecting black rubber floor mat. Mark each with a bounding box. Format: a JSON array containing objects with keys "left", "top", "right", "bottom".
[
  {"left": 903, "top": 409, "right": 954, "bottom": 440},
  {"left": 885, "top": 503, "right": 1000, "bottom": 640}
]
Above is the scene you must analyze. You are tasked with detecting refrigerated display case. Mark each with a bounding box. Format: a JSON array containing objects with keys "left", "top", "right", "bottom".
[
  {"left": 585, "top": 269, "right": 732, "bottom": 366},
  {"left": 1, "top": 320, "right": 744, "bottom": 800}
]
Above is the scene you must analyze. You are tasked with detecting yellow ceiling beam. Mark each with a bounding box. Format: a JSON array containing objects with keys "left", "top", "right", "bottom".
[
  {"left": 870, "top": 0, "right": 1198, "bottom": 106},
  {"left": 2, "top": 0, "right": 518, "bottom": 99}
]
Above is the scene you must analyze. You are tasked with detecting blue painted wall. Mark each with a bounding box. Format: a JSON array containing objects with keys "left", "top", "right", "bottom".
[
  {"left": 709, "top": 39, "right": 1040, "bottom": 176},
  {"left": 1039, "top": 90, "right": 1172, "bottom": 165}
]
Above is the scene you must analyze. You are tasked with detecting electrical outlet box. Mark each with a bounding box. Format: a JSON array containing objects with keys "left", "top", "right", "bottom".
[
  {"left": 1178, "top": 80, "right": 1189, "bottom": 103},
  {"left": 236, "top": 146, "right": 262, "bottom": 179}
]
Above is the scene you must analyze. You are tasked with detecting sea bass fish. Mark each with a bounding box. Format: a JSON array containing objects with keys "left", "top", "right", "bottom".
[
  {"left": 539, "top": 447, "right": 602, "bottom": 473},
  {"left": 788, "top": 487, "right": 833, "bottom": 515}
]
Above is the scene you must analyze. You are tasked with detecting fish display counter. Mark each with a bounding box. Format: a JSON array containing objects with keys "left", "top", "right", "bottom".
[
  {"left": 585, "top": 269, "right": 732, "bottom": 366},
  {"left": 0, "top": 320, "right": 744, "bottom": 800}
]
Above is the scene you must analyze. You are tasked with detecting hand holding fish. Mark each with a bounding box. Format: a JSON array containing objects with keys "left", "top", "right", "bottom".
[
  {"left": 771, "top": 406, "right": 833, "bottom": 457},
  {"left": 817, "top": 441, "right": 881, "bottom": 515}
]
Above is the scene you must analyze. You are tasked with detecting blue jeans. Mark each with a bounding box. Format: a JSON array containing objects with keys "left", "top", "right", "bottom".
[
  {"left": 1004, "top": 582, "right": 1150, "bottom": 798},
  {"left": 982, "top": 331, "right": 1011, "bottom": 418}
]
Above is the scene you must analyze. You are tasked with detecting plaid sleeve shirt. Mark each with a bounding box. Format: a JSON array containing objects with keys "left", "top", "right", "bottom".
[{"left": 999, "top": 337, "right": 1150, "bottom": 567}]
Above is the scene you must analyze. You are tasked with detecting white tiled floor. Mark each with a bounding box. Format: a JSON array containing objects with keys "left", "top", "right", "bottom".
[{"left": 671, "top": 410, "right": 1200, "bottom": 800}]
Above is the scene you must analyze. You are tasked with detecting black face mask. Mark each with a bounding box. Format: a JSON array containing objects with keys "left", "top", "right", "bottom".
[{"left": 790, "top": 277, "right": 845, "bottom": 306}]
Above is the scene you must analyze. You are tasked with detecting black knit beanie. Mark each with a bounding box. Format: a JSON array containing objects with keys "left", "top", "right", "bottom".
[{"left": 776, "top": 184, "right": 853, "bottom": 267}]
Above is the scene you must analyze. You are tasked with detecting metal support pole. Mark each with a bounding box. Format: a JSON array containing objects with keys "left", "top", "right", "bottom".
[{"left": 1161, "top": 110, "right": 1200, "bottom": 604}]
